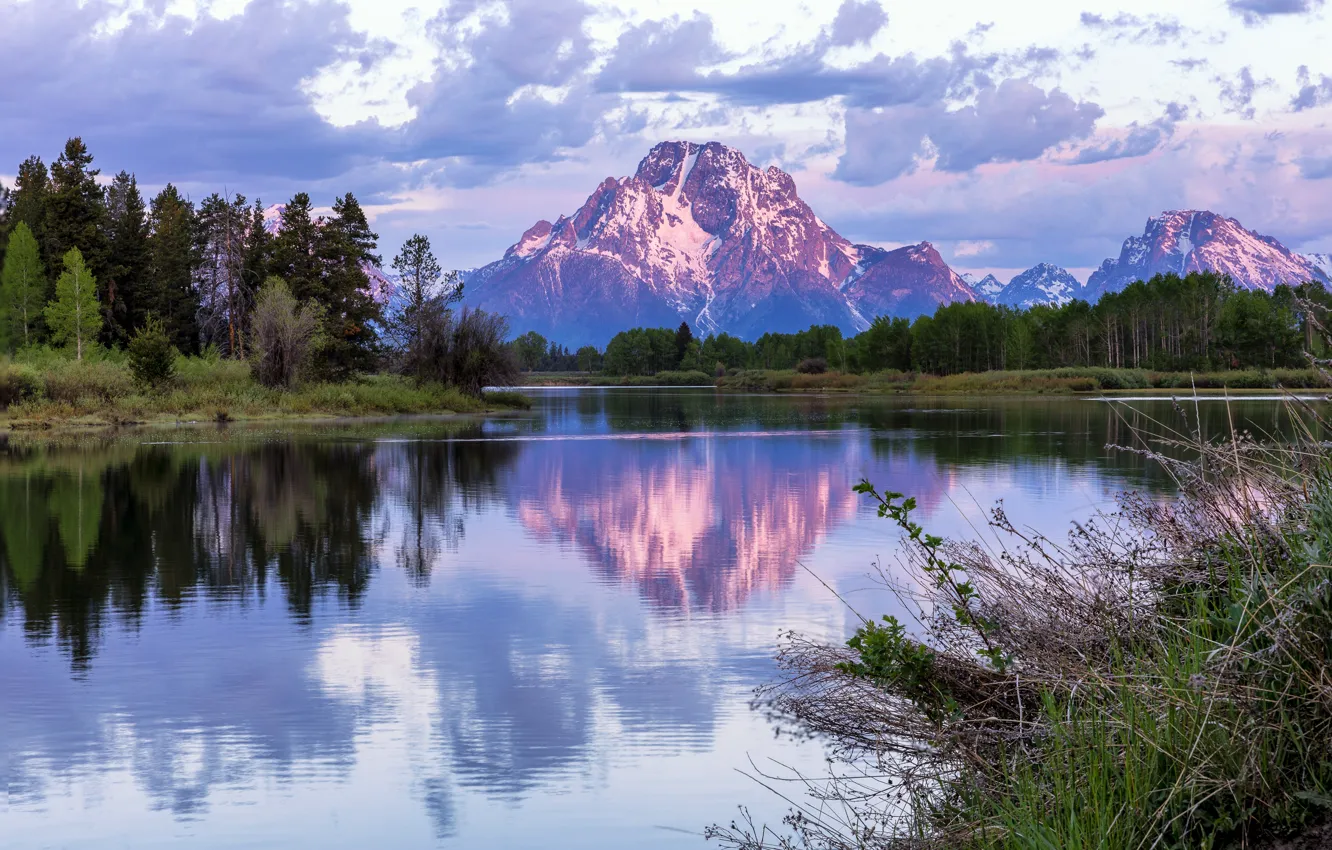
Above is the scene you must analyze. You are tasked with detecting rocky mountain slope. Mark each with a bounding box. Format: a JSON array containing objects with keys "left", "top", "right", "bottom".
[
  {"left": 963, "top": 273, "right": 1006, "bottom": 302},
  {"left": 999, "top": 263, "right": 1084, "bottom": 309},
  {"left": 464, "top": 141, "right": 976, "bottom": 346},
  {"left": 1087, "top": 210, "right": 1329, "bottom": 298}
]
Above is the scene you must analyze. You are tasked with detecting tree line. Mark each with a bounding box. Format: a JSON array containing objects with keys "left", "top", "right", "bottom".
[
  {"left": 577, "top": 272, "right": 1330, "bottom": 377},
  {"left": 0, "top": 137, "right": 514, "bottom": 392}
]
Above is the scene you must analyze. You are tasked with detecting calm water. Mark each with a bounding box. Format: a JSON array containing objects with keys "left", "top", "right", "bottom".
[{"left": 0, "top": 390, "right": 1319, "bottom": 849}]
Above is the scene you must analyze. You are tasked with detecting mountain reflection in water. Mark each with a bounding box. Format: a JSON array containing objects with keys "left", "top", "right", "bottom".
[{"left": 0, "top": 391, "right": 1320, "bottom": 849}]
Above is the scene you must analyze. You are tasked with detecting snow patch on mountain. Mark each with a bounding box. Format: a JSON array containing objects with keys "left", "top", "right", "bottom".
[
  {"left": 999, "top": 264, "right": 1083, "bottom": 309},
  {"left": 1088, "top": 210, "right": 1329, "bottom": 298},
  {"left": 963, "top": 273, "right": 1006, "bottom": 302}
]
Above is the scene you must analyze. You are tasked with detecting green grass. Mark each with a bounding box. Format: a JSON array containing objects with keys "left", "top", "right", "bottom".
[
  {"left": 0, "top": 350, "right": 529, "bottom": 428},
  {"left": 711, "top": 417, "right": 1332, "bottom": 850},
  {"left": 713, "top": 366, "right": 1330, "bottom": 395}
]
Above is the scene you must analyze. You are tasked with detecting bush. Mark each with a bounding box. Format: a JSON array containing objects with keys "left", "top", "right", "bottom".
[
  {"left": 251, "top": 277, "right": 320, "bottom": 389},
  {"left": 41, "top": 359, "right": 134, "bottom": 404},
  {"left": 127, "top": 316, "right": 178, "bottom": 388},
  {"left": 796, "top": 357, "right": 828, "bottom": 374},
  {"left": 0, "top": 363, "right": 40, "bottom": 408},
  {"left": 443, "top": 308, "right": 520, "bottom": 397}
]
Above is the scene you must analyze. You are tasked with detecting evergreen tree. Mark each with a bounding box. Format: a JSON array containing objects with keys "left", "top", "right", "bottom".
[
  {"left": 317, "top": 192, "right": 384, "bottom": 377},
  {"left": 270, "top": 193, "right": 321, "bottom": 301},
  {"left": 45, "top": 138, "right": 108, "bottom": 282},
  {"left": 0, "top": 181, "right": 11, "bottom": 261},
  {"left": 103, "top": 171, "right": 149, "bottom": 345},
  {"left": 145, "top": 185, "right": 199, "bottom": 353},
  {"left": 388, "top": 233, "right": 460, "bottom": 379},
  {"left": 674, "top": 321, "right": 694, "bottom": 368},
  {"left": 195, "top": 192, "right": 251, "bottom": 357},
  {"left": 0, "top": 222, "right": 46, "bottom": 349},
  {"left": 45, "top": 247, "right": 102, "bottom": 361},
  {"left": 9, "top": 156, "right": 50, "bottom": 260}
]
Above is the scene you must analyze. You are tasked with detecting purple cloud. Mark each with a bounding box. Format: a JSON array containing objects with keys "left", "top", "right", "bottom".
[
  {"left": 1072, "top": 102, "right": 1187, "bottom": 164},
  {"left": 1227, "top": 0, "right": 1325, "bottom": 24},
  {"left": 1079, "top": 11, "right": 1190, "bottom": 45},
  {"left": 1214, "top": 66, "right": 1273, "bottom": 119},
  {"left": 830, "top": 1, "right": 889, "bottom": 47},
  {"left": 835, "top": 81, "right": 1102, "bottom": 184},
  {"left": 1292, "top": 65, "right": 1332, "bottom": 111}
]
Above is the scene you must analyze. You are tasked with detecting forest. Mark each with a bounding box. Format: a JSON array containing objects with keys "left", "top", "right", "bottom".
[
  {"left": 0, "top": 137, "right": 520, "bottom": 420},
  {"left": 545, "top": 271, "right": 1331, "bottom": 378}
]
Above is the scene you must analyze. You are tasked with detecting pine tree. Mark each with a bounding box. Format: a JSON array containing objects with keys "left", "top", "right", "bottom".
[
  {"left": 45, "top": 247, "right": 102, "bottom": 361},
  {"left": 674, "top": 321, "right": 694, "bottom": 368},
  {"left": 195, "top": 192, "right": 251, "bottom": 356},
  {"left": 145, "top": 185, "right": 199, "bottom": 352},
  {"left": 9, "top": 157, "right": 50, "bottom": 258},
  {"left": 270, "top": 193, "right": 321, "bottom": 302},
  {"left": 103, "top": 171, "right": 149, "bottom": 345},
  {"left": 237, "top": 199, "right": 274, "bottom": 356},
  {"left": 0, "top": 181, "right": 11, "bottom": 261},
  {"left": 45, "top": 139, "right": 108, "bottom": 283},
  {"left": 316, "top": 192, "right": 384, "bottom": 377},
  {"left": 0, "top": 222, "right": 46, "bottom": 350}
]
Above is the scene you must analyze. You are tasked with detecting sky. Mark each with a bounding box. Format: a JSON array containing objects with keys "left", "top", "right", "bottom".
[{"left": 1, "top": 0, "right": 1330, "bottom": 281}]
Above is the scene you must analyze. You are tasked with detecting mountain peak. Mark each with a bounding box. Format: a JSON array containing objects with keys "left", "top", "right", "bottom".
[
  {"left": 1089, "top": 209, "right": 1329, "bottom": 297},
  {"left": 1000, "top": 264, "right": 1082, "bottom": 309},
  {"left": 463, "top": 141, "right": 974, "bottom": 346}
]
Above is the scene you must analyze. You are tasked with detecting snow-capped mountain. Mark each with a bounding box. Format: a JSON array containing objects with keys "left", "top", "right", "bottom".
[
  {"left": 1087, "top": 210, "right": 1330, "bottom": 298},
  {"left": 999, "top": 263, "right": 1084, "bottom": 309},
  {"left": 962, "top": 273, "right": 1006, "bottom": 302},
  {"left": 1305, "top": 253, "right": 1332, "bottom": 280},
  {"left": 464, "top": 141, "right": 976, "bottom": 345}
]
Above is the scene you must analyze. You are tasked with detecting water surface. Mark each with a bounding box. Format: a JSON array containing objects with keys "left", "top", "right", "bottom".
[{"left": 0, "top": 390, "right": 1317, "bottom": 848}]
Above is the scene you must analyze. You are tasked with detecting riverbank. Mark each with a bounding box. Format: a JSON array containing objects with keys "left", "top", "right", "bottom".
[
  {"left": 712, "top": 401, "right": 1332, "bottom": 850},
  {"left": 513, "top": 369, "right": 713, "bottom": 387},
  {"left": 0, "top": 355, "right": 530, "bottom": 430},
  {"left": 713, "top": 366, "right": 1331, "bottom": 395}
]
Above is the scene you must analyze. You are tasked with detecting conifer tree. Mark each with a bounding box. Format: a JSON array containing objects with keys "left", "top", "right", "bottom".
[
  {"left": 45, "top": 247, "right": 102, "bottom": 361},
  {"left": 9, "top": 157, "right": 50, "bottom": 259},
  {"left": 0, "top": 222, "right": 46, "bottom": 350},
  {"left": 45, "top": 138, "right": 108, "bottom": 281},
  {"left": 195, "top": 192, "right": 251, "bottom": 356},
  {"left": 270, "top": 193, "right": 321, "bottom": 301},
  {"left": 145, "top": 185, "right": 199, "bottom": 352},
  {"left": 317, "top": 192, "right": 383, "bottom": 376},
  {"left": 0, "top": 181, "right": 11, "bottom": 261},
  {"left": 103, "top": 171, "right": 149, "bottom": 345}
]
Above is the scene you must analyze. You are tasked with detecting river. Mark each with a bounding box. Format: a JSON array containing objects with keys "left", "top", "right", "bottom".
[{"left": 0, "top": 389, "right": 1317, "bottom": 848}]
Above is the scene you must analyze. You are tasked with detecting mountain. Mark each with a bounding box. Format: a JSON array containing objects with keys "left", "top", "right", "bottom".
[
  {"left": 464, "top": 141, "right": 976, "bottom": 346},
  {"left": 962, "top": 273, "right": 1006, "bottom": 302},
  {"left": 1087, "top": 210, "right": 1330, "bottom": 298},
  {"left": 1306, "top": 253, "right": 1332, "bottom": 280},
  {"left": 999, "top": 263, "right": 1083, "bottom": 309}
]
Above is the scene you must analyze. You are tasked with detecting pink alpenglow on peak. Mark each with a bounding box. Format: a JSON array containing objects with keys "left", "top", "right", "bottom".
[
  {"left": 464, "top": 141, "right": 977, "bottom": 346},
  {"left": 1087, "top": 210, "right": 1330, "bottom": 299}
]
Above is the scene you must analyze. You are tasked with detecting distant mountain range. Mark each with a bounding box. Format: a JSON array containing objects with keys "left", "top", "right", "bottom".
[{"left": 456, "top": 141, "right": 1330, "bottom": 345}]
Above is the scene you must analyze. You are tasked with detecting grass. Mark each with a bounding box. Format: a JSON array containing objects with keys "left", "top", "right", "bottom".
[
  {"left": 518, "top": 369, "right": 715, "bottom": 387},
  {"left": 714, "top": 366, "right": 1331, "bottom": 395},
  {"left": 0, "top": 349, "right": 530, "bottom": 429},
  {"left": 709, "top": 398, "right": 1332, "bottom": 849}
]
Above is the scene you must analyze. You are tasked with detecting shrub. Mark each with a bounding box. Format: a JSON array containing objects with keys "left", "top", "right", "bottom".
[
  {"left": 251, "top": 277, "right": 320, "bottom": 389},
  {"left": 127, "top": 316, "right": 178, "bottom": 388},
  {"left": 42, "top": 359, "right": 134, "bottom": 404},
  {"left": 796, "top": 357, "right": 828, "bottom": 374},
  {"left": 481, "top": 390, "right": 533, "bottom": 409},
  {"left": 444, "top": 308, "right": 520, "bottom": 397},
  {"left": 0, "top": 363, "right": 40, "bottom": 408}
]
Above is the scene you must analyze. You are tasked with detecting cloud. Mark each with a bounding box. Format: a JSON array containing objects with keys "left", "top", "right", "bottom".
[
  {"left": 1292, "top": 65, "right": 1332, "bottom": 111},
  {"left": 1079, "top": 11, "right": 1190, "bottom": 45},
  {"left": 1227, "top": 0, "right": 1325, "bottom": 24},
  {"left": 1299, "top": 155, "right": 1332, "bottom": 179},
  {"left": 1072, "top": 102, "right": 1187, "bottom": 164},
  {"left": 595, "top": 13, "right": 726, "bottom": 93},
  {"left": 0, "top": 0, "right": 385, "bottom": 184},
  {"left": 829, "top": 0, "right": 888, "bottom": 47},
  {"left": 398, "top": 0, "right": 614, "bottom": 184},
  {"left": 1214, "top": 66, "right": 1273, "bottom": 119},
  {"left": 835, "top": 80, "right": 1103, "bottom": 184}
]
